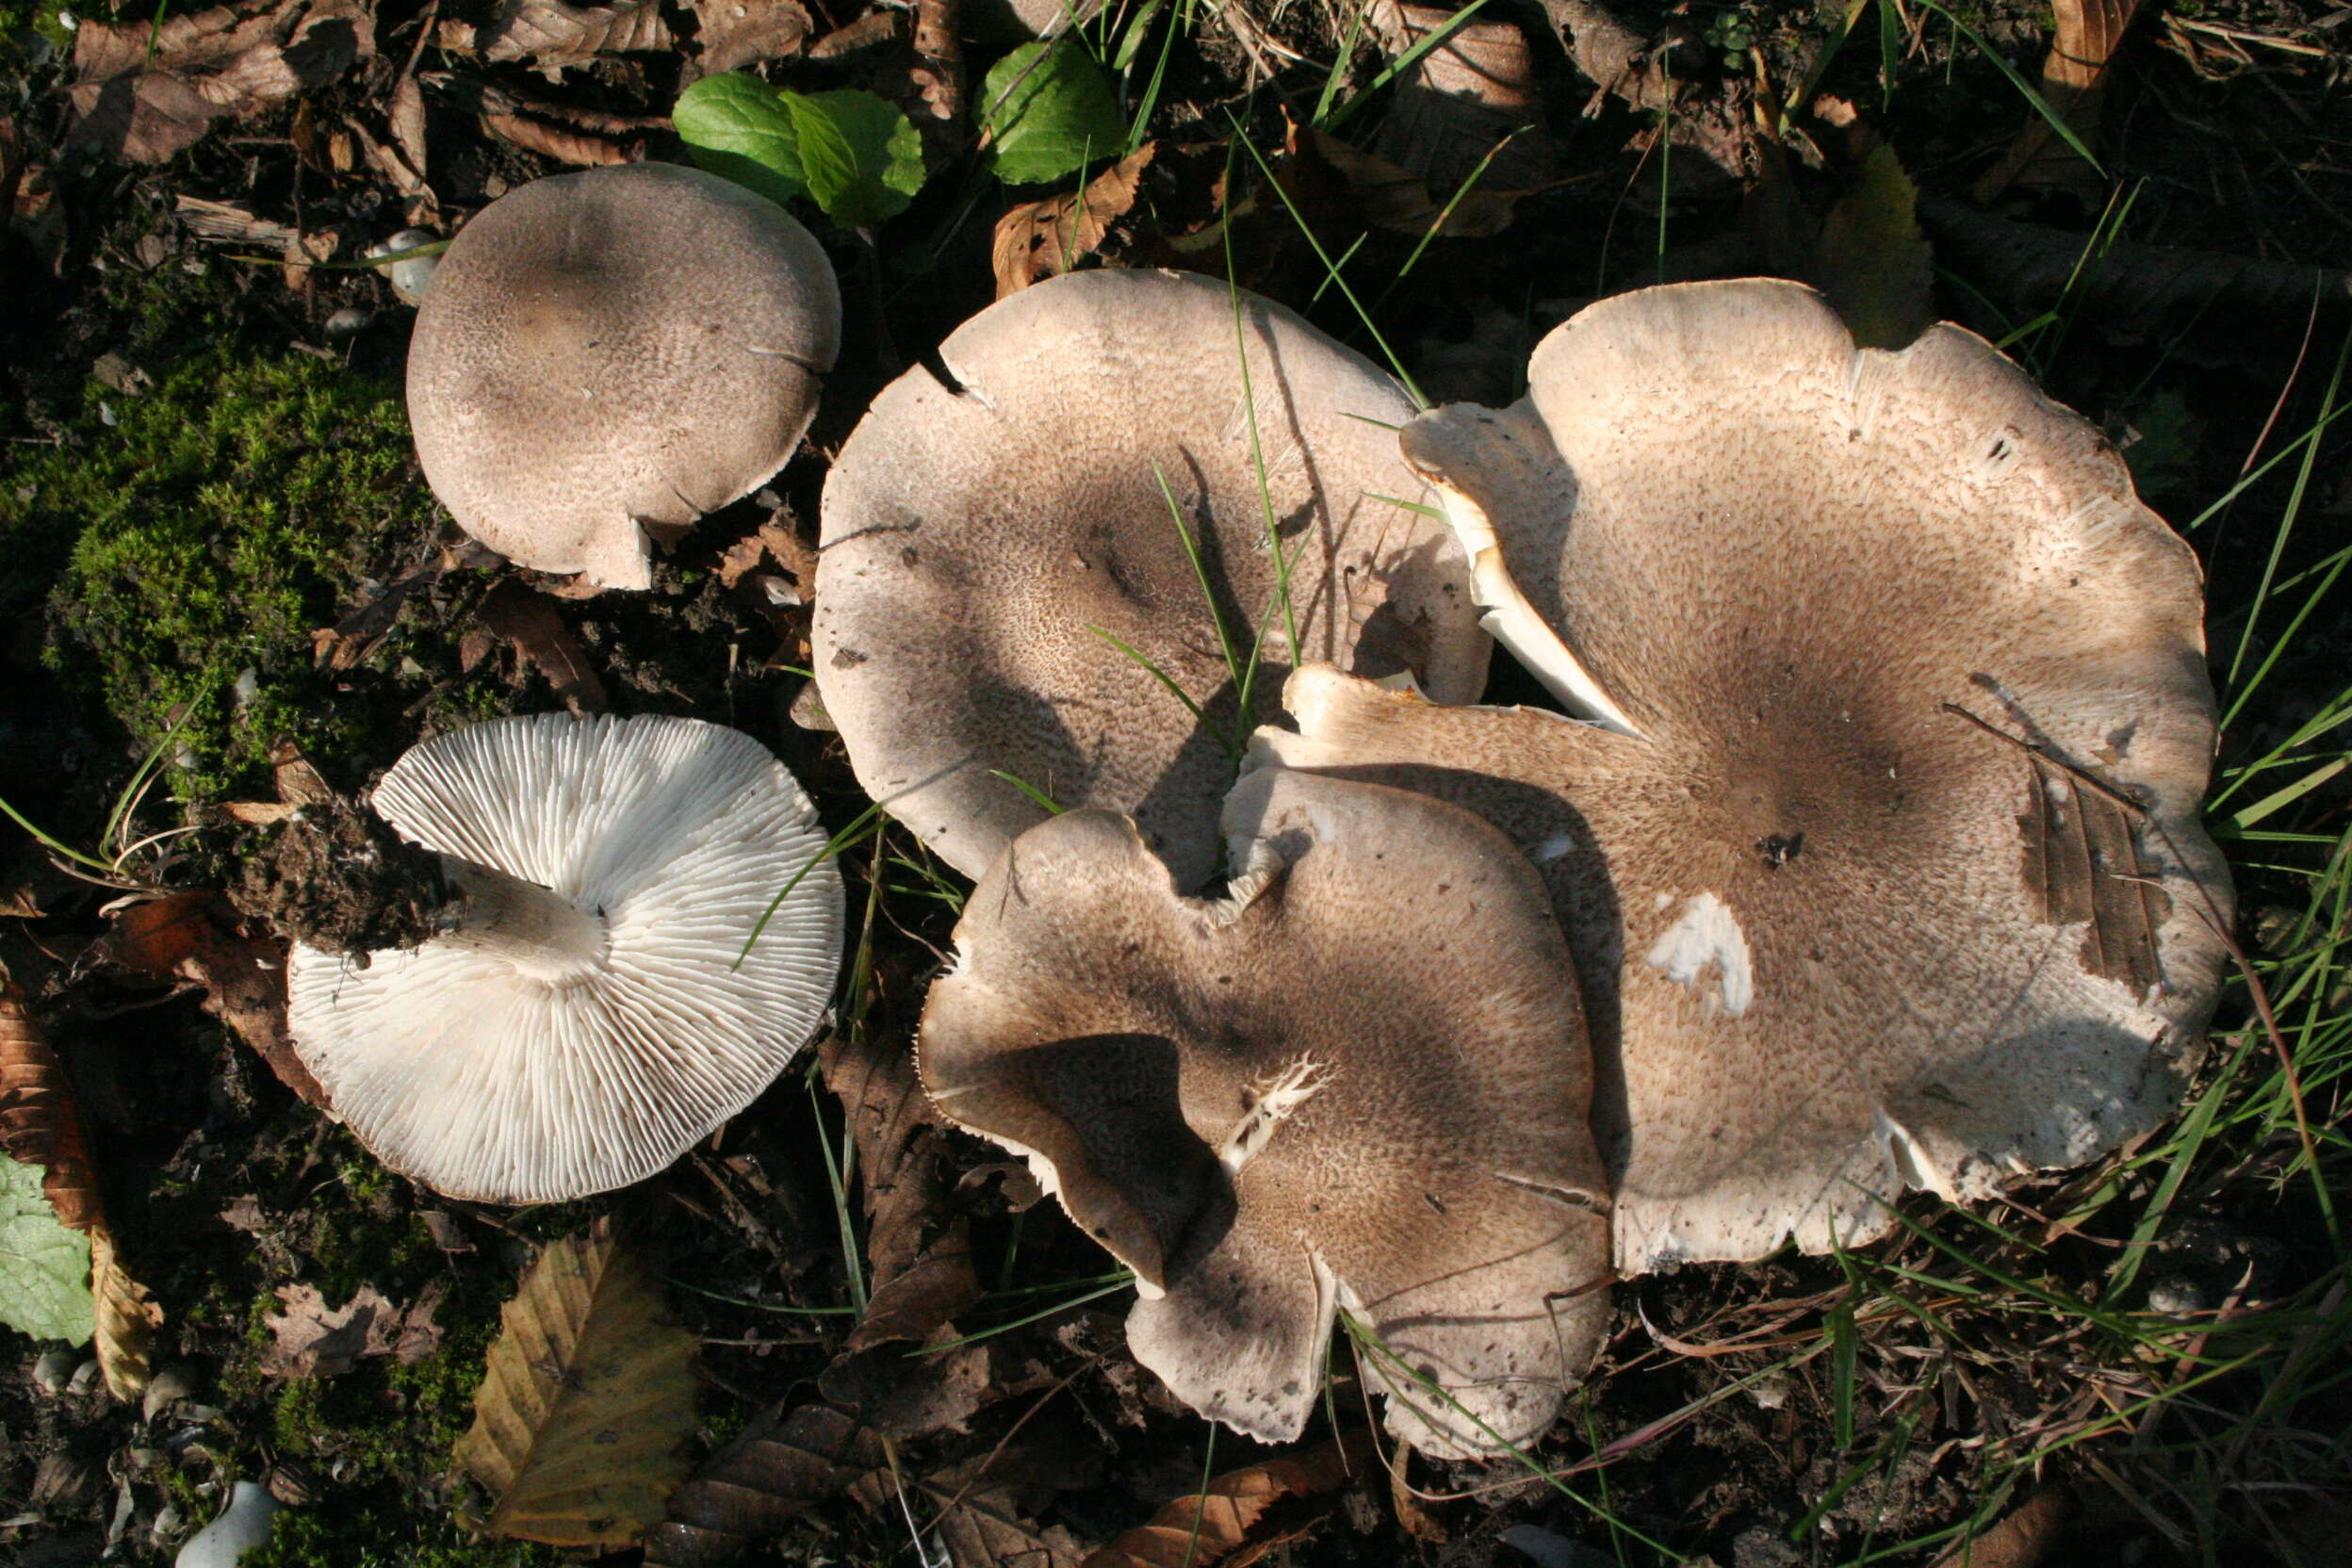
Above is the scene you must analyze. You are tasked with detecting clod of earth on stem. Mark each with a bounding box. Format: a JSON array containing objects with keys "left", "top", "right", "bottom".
[{"left": 1254, "top": 278, "right": 2231, "bottom": 1272}]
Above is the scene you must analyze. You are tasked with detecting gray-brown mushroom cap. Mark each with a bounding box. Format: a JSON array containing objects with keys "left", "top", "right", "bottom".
[
  {"left": 813, "top": 268, "right": 1488, "bottom": 890},
  {"left": 407, "top": 163, "right": 841, "bottom": 591},
  {"left": 918, "top": 766, "right": 1610, "bottom": 1457},
  {"left": 1252, "top": 279, "right": 2232, "bottom": 1272}
]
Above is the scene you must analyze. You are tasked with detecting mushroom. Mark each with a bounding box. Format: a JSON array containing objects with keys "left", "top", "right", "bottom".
[
  {"left": 813, "top": 267, "right": 1488, "bottom": 890},
  {"left": 286, "top": 713, "right": 843, "bottom": 1204},
  {"left": 406, "top": 163, "right": 841, "bottom": 592},
  {"left": 919, "top": 764, "right": 1610, "bottom": 1456},
  {"left": 1252, "top": 279, "right": 2231, "bottom": 1271}
]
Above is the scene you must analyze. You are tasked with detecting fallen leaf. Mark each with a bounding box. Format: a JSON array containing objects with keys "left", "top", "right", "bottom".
[
  {"left": 1369, "top": 0, "right": 1555, "bottom": 193},
  {"left": 992, "top": 144, "right": 1153, "bottom": 298},
  {"left": 0, "top": 983, "right": 157, "bottom": 1395},
  {"left": 817, "top": 1334, "right": 994, "bottom": 1440},
  {"left": 1813, "top": 143, "right": 1932, "bottom": 350},
  {"left": 854, "top": 1444, "right": 1099, "bottom": 1568},
  {"left": 2017, "top": 749, "right": 2167, "bottom": 991},
  {"left": 1929, "top": 1486, "right": 2073, "bottom": 1568},
  {"left": 1974, "top": 0, "right": 2140, "bottom": 200},
  {"left": 815, "top": 1032, "right": 981, "bottom": 1350},
  {"left": 455, "top": 1221, "right": 697, "bottom": 1547},
  {"left": 644, "top": 1402, "right": 882, "bottom": 1566},
  {"left": 1078, "top": 1433, "right": 1366, "bottom": 1568},
  {"left": 689, "top": 0, "right": 812, "bottom": 76},
  {"left": 473, "top": 579, "right": 610, "bottom": 716},
  {"left": 394, "top": 1278, "right": 448, "bottom": 1364},
  {"left": 164, "top": 905, "right": 325, "bottom": 1108},
  {"left": 259, "top": 1282, "right": 400, "bottom": 1378},
  {"left": 68, "top": 0, "right": 375, "bottom": 164},
  {"left": 482, "top": 111, "right": 636, "bottom": 167},
  {"left": 0, "top": 1156, "right": 90, "bottom": 1343},
  {"left": 0, "top": 982, "right": 103, "bottom": 1231},
  {"left": 174, "top": 195, "right": 302, "bottom": 249},
  {"left": 466, "top": 0, "right": 672, "bottom": 73},
  {"left": 1304, "top": 131, "right": 1524, "bottom": 240}
]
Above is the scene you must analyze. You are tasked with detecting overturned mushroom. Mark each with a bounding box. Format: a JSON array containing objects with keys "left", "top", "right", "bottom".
[
  {"left": 813, "top": 268, "right": 1487, "bottom": 889},
  {"left": 919, "top": 765, "right": 1610, "bottom": 1456},
  {"left": 1254, "top": 279, "right": 2230, "bottom": 1271},
  {"left": 286, "top": 713, "right": 842, "bottom": 1204},
  {"left": 407, "top": 162, "right": 841, "bottom": 591}
]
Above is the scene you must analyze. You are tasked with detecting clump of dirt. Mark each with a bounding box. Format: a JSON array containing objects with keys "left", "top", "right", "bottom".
[{"left": 232, "top": 798, "right": 449, "bottom": 956}]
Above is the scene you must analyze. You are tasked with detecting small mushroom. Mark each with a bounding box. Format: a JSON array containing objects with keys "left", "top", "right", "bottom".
[
  {"left": 919, "top": 765, "right": 1609, "bottom": 1456},
  {"left": 406, "top": 164, "right": 841, "bottom": 592},
  {"left": 1254, "top": 279, "right": 2231, "bottom": 1270},
  {"left": 174, "top": 1481, "right": 280, "bottom": 1568},
  {"left": 286, "top": 713, "right": 843, "bottom": 1204},
  {"left": 814, "top": 268, "right": 1487, "bottom": 888}
]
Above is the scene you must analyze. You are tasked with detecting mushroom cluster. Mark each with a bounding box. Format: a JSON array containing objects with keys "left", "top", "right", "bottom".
[{"left": 354, "top": 157, "right": 2229, "bottom": 1462}]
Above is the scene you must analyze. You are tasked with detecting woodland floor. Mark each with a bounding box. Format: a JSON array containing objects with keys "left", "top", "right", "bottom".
[{"left": 1, "top": 0, "right": 2350, "bottom": 1561}]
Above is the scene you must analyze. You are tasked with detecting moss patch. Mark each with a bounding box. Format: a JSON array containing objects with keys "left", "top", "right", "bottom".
[{"left": 7, "top": 349, "right": 497, "bottom": 801}]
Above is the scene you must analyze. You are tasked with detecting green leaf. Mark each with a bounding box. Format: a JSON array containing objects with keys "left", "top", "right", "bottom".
[
  {"left": 784, "top": 90, "right": 925, "bottom": 229},
  {"left": 675, "top": 76, "right": 924, "bottom": 227},
  {"left": 0, "top": 1158, "right": 93, "bottom": 1345},
  {"left": 980, "top": 40, "right": 1125, "bottom": 186},
  {"left": 675, "top": 73, "right": 810, "bottom": 210}
]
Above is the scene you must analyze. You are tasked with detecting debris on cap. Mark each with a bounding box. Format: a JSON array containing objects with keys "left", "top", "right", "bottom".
[
  {"left": 919, "top": 765, "right": 1609, "bottom": 1456},
  {"left": 1254, "top": 278, "right": 2231, "bottom": 1272},
  {"left": 814, "top": 267, "right": 1487, "bottom": 890},
  {"left": 406, "top": 163, "right": 841, "bottom": 592},
  {"left": 286, "top": 713, "right": 843, "bottom": 1205}
]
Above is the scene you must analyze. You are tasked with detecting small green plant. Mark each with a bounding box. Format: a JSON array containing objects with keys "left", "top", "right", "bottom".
[
  {"left": 674, "top": 75, "right": 926, "bottom": 228},
  {"left": 977, "top": 38, "right": 1126, "bottom": 185}
]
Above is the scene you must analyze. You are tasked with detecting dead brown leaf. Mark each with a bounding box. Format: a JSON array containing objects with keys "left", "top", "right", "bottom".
[
  {"left": 1973, "top": 0, "right": 2140, "bottom": 200},
  {"left": 992, "top": 145, "right": 1154, "bottom": 299},
  {"left": 259, "top": 1282, "right": 402, "bottom": 1378},
  {"left": 163, "top": 905, "right": 324, "bottom": 1108},
  {"left": 815, "top": 1033, "right": 981, "bottom": 1349},
  {"left": 1370, "top": 0, "right": 1554, "bottom": 193},
  {"left": 482, "top": 111, "right": 635, "bottom": 167},
  {"left": 853, "top": 1444, "right": 1100, "bottom": 1568},
  {"left": 1078, "top": 1433, "right": 1366, "bottom": 1568},
  {"left": 688, "top": 0, "right": 811, "bottom": 74},
  {"left": 68, "top": 0, "right": 375, "bottom": 164},
  {"left": 1305, "top": 132, "right": 1524, "bottom": 240},
  {"left": 2, "top": 981, "right": 160, "bottom": 1399},
  {"left": 1930, "top": 1487, "right": 2073, "bottom": 1568},
  {"left": 0, "top": 981, "right": 102, "bottom": 1231},
  {"left": 456, "top": 0, "right": 672, "bottom": 74},
  {"left": 818, "top": 1334, "right": 995, "bottom": 1440},
  {"left": 473, "top": 580, "right": 611, "bottom": 715},
  {"left": 644, "top": 1402, "right": 883, "bottom": 1566}
]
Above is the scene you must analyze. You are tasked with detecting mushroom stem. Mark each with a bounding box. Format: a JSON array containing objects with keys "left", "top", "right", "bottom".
[
  {"left": 1425, "top": 477, "right": 1646, "bottom": 741},
  {"left": 438, "top": 857, "right": 612, "bottom": 984}
]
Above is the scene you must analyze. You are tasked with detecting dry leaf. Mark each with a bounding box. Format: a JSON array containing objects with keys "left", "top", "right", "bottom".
[
  {"left": 1078, "top": 1433, "right": 1365, "bottom": 1568},
  {"left": 68, "top": 0, "right": 375, "bottom": 164},
  {"left": 689, "top": 0, "right": 812, "bottom": 76},
  {"left": 1813, "top": 143, "right": 1932, "bottom": 350},
  {"left": 259, "top": 1282, "right": 401, "bottom": 1378},
  {"left": 645, "top": 1403, "right": 882, "bottom": 1566},
  {"left": 161, "top": 904, "right": 324, "bottom": 1108},
  {"left": 815, "top": 1033, "right": 980, "bottom": 1350},
  {"left": 1304, "top": 132, "right": 1524, "bottom": 240},
  {"left": 473, "top": 580, "right": 610, "bottom": 715},
  {"left": 861, "top": 1445, "right": 1099, "bottom": 1568},
  {"left": 2017, "top": 750, "right": 2167, "bottom": 991},
  {"left": 482, "top": 111, "right": 636, "bottom": 167},
  {"left": 0, "top": 983, "right": 103, "bottom": 1232},
  {"left": 1369, "top": 0, "right": 1555, "bottom": 193},
  {"left": 467, "top": 0, "right": 672, "bottom": 73},
  {"left": 1929, "top": 1486, "right": 2073, "bottom": 1568},
  {"left": 818, "top": 1335, "right": 995, "bottom": 1441},
  {"left": 1, "top": 983, "right": 160, "bottom": 1400},
  {"left": 1974, "top": 0, "right": 2141, "bottom": 200},
  {"left": 174, "top": 195, "right": 301, "bottom": 248},
  {"left": 454, "top": 1221, "right": 698, "bottom": 1547},
  {"left": 992, "top": 145, "right": 1154, "bottom": 298}
]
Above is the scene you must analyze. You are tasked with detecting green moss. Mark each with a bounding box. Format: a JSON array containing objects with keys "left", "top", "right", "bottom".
[
  {"left": 5, "top": 348, "right": 488, "bottom": 801},
  {"left": 247, "top": 1508, "right": 568, "bottom": 1568}
]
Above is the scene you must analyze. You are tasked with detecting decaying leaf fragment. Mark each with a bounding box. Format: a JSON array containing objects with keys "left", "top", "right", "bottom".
[
  {"left": 454, "top": 1221, "right": 698, "bottom": 1546},
  {"left": 0, "top": 980, "right": 159, "bottom": 1396},
  {"left": 67, "top": 0, "right": 376, "bottom": 164},
  {"left": 1078, "top": 1431, "right": 1366, "bottom": 1568},
  {"left": 1974, "top": 0, "right": 2141, "bottom": 199},
  {"left": 447, "top": 0, "right": 673, "bottom": 74},
  {"left": 991, "top": 144, "right": 1153, "bottom": 298},
  {"left": 644, "top": 1403, "right": 882, "bottom": 1566}
]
